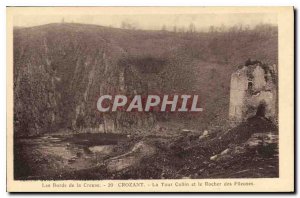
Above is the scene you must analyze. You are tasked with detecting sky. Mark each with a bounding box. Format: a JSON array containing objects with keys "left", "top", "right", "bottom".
[{"left": 13, "top": 10, "right": 277, "bottom": 31}]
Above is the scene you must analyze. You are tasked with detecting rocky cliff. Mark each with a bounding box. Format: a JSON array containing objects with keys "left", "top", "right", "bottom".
[{"left": 13, "top": 23, "right": 278, "bottom": 136}]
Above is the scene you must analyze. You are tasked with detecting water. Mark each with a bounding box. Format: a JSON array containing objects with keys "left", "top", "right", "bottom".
[{"left": 16, "top": 134, "right": 119, "bottom": 178}]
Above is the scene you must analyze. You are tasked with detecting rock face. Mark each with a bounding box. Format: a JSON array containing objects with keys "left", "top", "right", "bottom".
[
  {"left": 106, "top": 141, "right": 156, "bottom": 172},
  {"left": 210, "top": 132, "right": 278, "bottom": 162},
  {"left": 229, "top": 62, "right": 277, "bottom": 124},
  {"left": 13, "top": 23, "right": 278, "bottom": 136},
  {"left": 13, "top": 24, "right": 158, "bottom": 136}
]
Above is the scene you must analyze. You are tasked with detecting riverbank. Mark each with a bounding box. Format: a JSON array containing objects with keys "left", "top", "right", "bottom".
[{"left": 14, "top": 117, "right": 278, "bottom": 180}]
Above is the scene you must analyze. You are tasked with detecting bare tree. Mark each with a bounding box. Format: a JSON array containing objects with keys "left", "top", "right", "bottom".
[
  {"left": 189, "top": 23, "right": 196, "bottom": 33},
  {"left": 173, "top": 26, "right": 177, "bottom": 32},
  {"left": 209, "top": 25, "right": 215, "bottom": 33},
  {"left": 120, "top": 21, "right": 138, "bottom": 30}
]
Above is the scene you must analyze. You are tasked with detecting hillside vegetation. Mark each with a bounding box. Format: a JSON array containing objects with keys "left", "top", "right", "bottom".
[{"left": 13, "top": 23, "right": 278, "bottom": 136}]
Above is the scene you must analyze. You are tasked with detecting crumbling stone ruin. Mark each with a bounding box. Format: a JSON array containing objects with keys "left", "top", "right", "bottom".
[{"left": 229, "top": 60, "right": 277, "bottom": 124}]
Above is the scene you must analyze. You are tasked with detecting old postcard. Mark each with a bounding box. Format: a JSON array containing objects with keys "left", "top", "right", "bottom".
[{"left": 6, "top": 7, "right": 294, "bottom": 192}]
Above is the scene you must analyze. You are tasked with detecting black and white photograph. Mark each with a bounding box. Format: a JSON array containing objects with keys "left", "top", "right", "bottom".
[{"left": 5, "top": 6, "right": 294, "bottom": 192}]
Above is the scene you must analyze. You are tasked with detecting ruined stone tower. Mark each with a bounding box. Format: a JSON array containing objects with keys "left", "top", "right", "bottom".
[{"left": 229, "top": 62, "right": 277, "bottom": 124}]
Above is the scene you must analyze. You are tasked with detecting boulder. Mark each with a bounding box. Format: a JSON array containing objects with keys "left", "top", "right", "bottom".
[{"left": 106, "top": 141, "right": 156, "bottom": 172}]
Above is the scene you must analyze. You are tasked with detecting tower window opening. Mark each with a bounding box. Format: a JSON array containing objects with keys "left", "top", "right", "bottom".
[{"left": 248, "top": 81, "right": 253, "bottom": 94}]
